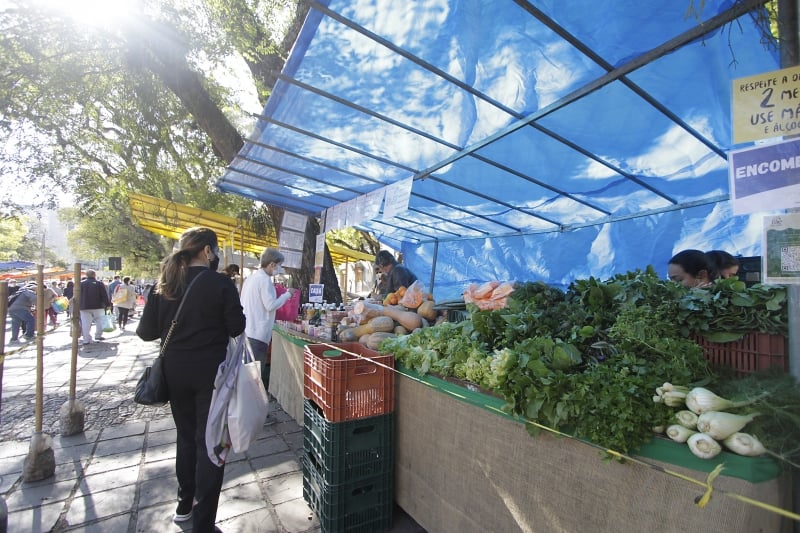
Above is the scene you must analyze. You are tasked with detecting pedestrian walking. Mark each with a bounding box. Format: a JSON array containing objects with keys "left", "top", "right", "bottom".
[
  {"left": 7, "top": 283, "right": 36, "bottom": 343},
  {"left": 62, "top": 280, "right": 74, "bottom": 318},
  {"left": 136, "top": 227, "right": 245, "bottom": 533},
  {"left": 43, "top": 282, "right": 59, "bottom": 327},
  {"left": 111, "top": 276, "right": 136, "bottom": 330},
  {"left": 107, "top": 275, "right": 121, "bottom": 314},
  {"left": 79, "top": 270, "right": 110, "bottom": 345},
  {"left": 52, "top": 281, "right": 64, "bottom": 296}
]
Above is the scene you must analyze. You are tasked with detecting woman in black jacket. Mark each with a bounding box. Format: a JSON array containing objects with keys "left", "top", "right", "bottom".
[{"left": 137, "top": 227, "right": 245, "bottom": 533}]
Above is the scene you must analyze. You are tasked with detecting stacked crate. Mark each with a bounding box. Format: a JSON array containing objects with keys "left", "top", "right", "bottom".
[
  {"left": 302, "top": 342, "right": 395, "bottom": 532},
  {"left": 692, "top": 332, "right": 789, "bottom": 375}
]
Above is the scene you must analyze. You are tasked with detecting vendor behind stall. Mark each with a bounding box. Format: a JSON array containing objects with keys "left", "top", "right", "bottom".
[
  {"left": 706, "top": 250, "right": 740, "bottom": 279},
  {"left": 667, "top": 249, "right": 716, "bottom": 288},
  {"left": 375, "top": 250, "right": 417, "bottom": 297}
]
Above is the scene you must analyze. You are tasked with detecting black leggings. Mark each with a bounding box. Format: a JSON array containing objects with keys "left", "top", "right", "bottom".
[
  {"left": 117, "top": 307, "right": 130, "bottom": 327},
  {"left": 165, "top": 356, "right": 225, "bottom": 533}
]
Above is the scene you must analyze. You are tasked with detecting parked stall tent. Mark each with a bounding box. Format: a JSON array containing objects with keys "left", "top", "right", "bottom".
[
  {"left": 220, "top": 2, "right": 794, "bottom": 530},
  {"left": 216, "top": 0, "right": 783, "bottom": 296}
]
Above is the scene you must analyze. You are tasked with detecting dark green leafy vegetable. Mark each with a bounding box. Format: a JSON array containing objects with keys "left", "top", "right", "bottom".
[
  {"left": 378, "top": 267, "right": 789, "bottom": 457},
  {"left": 675, "top": 278, "right": 787, "bottom": 336}
]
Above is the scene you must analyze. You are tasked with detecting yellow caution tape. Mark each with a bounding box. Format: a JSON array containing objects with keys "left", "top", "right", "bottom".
[{"left": 695, "top": 463, "right": 724, "bottom": 508}]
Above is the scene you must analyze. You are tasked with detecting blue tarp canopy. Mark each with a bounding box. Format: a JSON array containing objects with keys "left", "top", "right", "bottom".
[
  {"left": 0, "top": 260, "right": 35, "bottom": 271},
  {"left": 217, "top": 0, "right": 781, "bottom": 298}
]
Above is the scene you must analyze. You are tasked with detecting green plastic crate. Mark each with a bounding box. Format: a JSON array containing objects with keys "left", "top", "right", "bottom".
[
  {"left": 304, "top": 399, "right": 394, "bottom": 485},
  {"left": 303, "top": 452, "right": 393, "bottom": 533}
]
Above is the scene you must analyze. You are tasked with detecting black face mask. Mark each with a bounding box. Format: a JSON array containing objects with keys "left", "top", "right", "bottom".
[{"left": 209, "top": 254, "right": 220, "bottom": 272}]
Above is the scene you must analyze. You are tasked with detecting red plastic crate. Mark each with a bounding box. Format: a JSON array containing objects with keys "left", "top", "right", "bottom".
[
  {"left": 692, "top": 332, "right": 788, "bottom": 375},
  {"left": 304, "top": 343, "right": 395, "bottom": 422}
]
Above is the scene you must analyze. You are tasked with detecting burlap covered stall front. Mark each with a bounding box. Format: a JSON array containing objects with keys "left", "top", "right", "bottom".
[{"left": 394, "top": 374, "right": 790, "bottom": 533}]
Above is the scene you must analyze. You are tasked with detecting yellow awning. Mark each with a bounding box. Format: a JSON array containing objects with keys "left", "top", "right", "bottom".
[
  {"left": 129, "top": 192, "right": 273, "bottom": 255},
  {"left": 129, "top": 193, "right": 375, "bottom": 266},
  {"left": 327, "top": 244, "right": 375, "bottom": 263}
]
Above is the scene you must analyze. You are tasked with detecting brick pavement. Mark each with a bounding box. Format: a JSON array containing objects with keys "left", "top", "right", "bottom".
[
  {"left": 0, "top": 319, "right": 424, "bottom": 532},
  {"left": 0, "top": 319, "right": 317, "bottom": 532},
  {"left": 1, "top": 324, "right": 172, "bottom": 442}
]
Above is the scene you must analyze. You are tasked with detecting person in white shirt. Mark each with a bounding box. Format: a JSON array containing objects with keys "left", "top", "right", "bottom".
[{"left": 240, "top": 248, "right": 297, "bottom": 393}]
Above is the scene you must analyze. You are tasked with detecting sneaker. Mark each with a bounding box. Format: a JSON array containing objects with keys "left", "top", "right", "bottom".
[
  {"left": 173, "top": 501, "right": 193, "bottom": 523},
  {"left": 95, "top": 336, "right": 106, "bottom": 341},
  {"left": 8, "top": 339, "right": 20, "bottom": 344},
  {"left": 80, "top": 340, "right": 93, "bottom": 346}
]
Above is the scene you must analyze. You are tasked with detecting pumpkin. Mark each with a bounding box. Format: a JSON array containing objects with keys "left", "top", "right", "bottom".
[
  {"left": 354, "top": 301, "right": 423, "bottom": 332},
  {"left": 417, "top": 300, "right": 437, "bottom": 322},
  {"left": 346, "top": 316, "right": 394, "bottom": 342},
  {"left": 366, "top": 331, "right": 395, "bottom": 350},
  {"left": 383, "top": 293, "right": 399, "bottom": 306},
  {"left": 338, "top": 328, "right": 359, "bottom": 342},
  {"left": 368, "top": 316, "right": 396, "bottom": 332}
]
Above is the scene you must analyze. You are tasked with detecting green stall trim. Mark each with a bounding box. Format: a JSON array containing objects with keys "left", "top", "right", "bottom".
[
  {"left": 395, "top": 363, "right": 782, "bottom": 484},
  {"left": 274, "top": 327, "right": 781, "bottom": 484}
]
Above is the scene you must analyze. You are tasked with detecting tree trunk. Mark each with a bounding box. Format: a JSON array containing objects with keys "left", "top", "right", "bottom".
[
  {"left": 124, "top": 18, "right": 244, "bottom": 163},
  {"left": 268, "top": 205, "right": 342, "bottom": 306},
  {"left": 133, "top": 6, "right": 340, "bottom": 303}
]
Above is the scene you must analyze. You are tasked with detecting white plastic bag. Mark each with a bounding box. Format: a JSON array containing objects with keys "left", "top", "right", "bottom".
[
  {"left": 206, "top": 337, "right": 241, "bottom": 466},
  {"left": 227, "top": 338, "right": 269, "bottom": 453},
  {"left": 101, "top": 312, "right": 116, "bottom": 332}
]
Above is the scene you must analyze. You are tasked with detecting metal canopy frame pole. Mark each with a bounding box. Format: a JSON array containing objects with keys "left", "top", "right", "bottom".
[
  {"left": 240, "top": 230, "right": 245, "bottom": 292},
  {"left": 777, "top": 0, "right": 800, "bottom": 528}
]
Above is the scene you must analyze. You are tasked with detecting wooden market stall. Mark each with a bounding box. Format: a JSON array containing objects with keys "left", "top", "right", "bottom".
[{"left": 270, "top": 325, "right": 791, "bottom": 532}]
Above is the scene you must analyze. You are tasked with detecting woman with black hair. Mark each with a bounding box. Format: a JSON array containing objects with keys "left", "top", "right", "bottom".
[
  {"left": 667, "top": 249, "right": 716, "bottom": 288},
  {"left": 137, "top": 227, "right": 245, "bottom": 533},
  {"left": 706, "top": 250, "right": 740, "bottom": 279}
]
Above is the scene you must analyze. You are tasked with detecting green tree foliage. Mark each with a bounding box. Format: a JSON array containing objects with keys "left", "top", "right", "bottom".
[
  {"left": 59, "top": 207, "right": 167, "bottom": 278},
  {"left": 0, "top": 217, "right": 28, "bottom": 261},
  {"left": 0, "top": 1, "right": 356, "bottom": 293},
  {"left": 327, "top": 228, "right": 380, "bottom": 257},
  {"left": 0, "top": 215, "right": 65, "bottom": 267}
]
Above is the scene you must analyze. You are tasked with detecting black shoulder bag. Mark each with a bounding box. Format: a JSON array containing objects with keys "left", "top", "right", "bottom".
[{"left": 134, "top": 272, "right": 205, "bottom": 406}]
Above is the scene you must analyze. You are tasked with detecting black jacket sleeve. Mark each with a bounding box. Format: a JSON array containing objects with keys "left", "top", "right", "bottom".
[
  {"left": 221, "top": 275, "right": 246, "bottom": 338},
  {"left": 136, "top": 292, "right": 161, "bottom": 341}
]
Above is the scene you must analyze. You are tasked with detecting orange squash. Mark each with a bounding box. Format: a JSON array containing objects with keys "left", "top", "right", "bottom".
[
  {"left": 417, "top": 300, "right": 437, "bottom": 322},
  {"left": 354, "top": 301, "right": 423, "bottom": 332}
]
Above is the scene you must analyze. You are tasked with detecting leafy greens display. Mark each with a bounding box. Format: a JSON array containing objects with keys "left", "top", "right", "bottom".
[{"left": 379, "top": 267, "right": 790, "bottom": 456}]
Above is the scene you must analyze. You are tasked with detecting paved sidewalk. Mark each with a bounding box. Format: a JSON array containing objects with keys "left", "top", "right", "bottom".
[{"left": 0, "top": 320, "right": 424, "bottom": 532}]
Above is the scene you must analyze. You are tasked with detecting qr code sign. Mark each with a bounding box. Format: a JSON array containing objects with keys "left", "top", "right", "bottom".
[{"left": 781, "top": 246, "right": 800, "bottom": 272}]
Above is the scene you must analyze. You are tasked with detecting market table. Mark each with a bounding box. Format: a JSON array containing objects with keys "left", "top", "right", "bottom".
[
  {"left": 271, "top": 326, "right": 791, "bottom": 532},
  {"left": 269, "top": 326, "right": 310, "bottom": 424}
]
